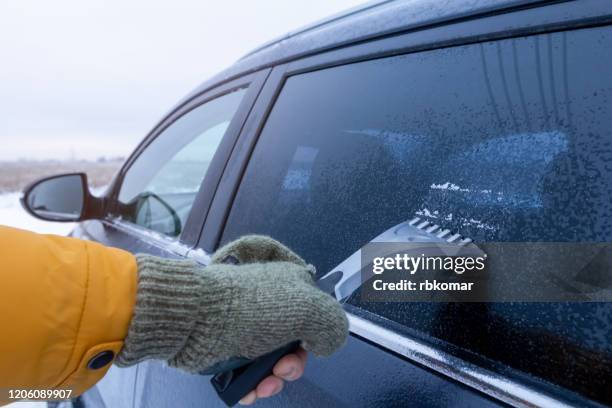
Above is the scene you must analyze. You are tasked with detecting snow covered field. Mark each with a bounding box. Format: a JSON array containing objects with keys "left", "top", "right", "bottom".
[{"left": 0, "top": 192, "right": 75, "bottom": 235}]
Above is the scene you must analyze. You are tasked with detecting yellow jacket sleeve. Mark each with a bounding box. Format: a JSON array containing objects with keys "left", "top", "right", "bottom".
[{"left": 0, "top": 226, "right": 137, "bottom": 405}]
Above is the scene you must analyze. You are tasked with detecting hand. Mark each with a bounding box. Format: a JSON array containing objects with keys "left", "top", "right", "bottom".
[
  {"left": 239, "top": 348, "right": 307, "bottom": 405},
  {"left": 117, "top": 235, "right": 347, "bottom": 403}
]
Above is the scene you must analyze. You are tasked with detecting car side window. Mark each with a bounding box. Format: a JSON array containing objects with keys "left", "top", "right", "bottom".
[
  {"left": 117, "top": 88, "right": 246, "bottom": 236},
  {"left": 221, "top": 27, "right": 612, "bottom": 404}
]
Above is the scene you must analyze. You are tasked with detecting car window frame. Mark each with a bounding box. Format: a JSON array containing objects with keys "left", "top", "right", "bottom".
[
  {"left": 106, "top": 69, "right": 271, "bottom": 247},
  {"left": 197, "top": 3, "right": 612, "bottom": 407}
]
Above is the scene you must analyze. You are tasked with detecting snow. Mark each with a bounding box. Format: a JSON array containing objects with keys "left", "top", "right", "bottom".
[
  {"left": 415, "top": 208, "right": 439, "bottom": 218},
  {"left": 430, "top": 181, "right": 470, "bottom": 192},
  {"left": 461, "top": 217, "right": 496, "bottom": 231},
  {"left": 186, "top": 247, "right": 211, "bottom": 265},
  {"left": 0, "top": 192, "right": 74, "bottom": 235}
]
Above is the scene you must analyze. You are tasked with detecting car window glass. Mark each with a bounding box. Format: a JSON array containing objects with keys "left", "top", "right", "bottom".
[
  {"left": 118, "top": 88, "right": 246, "bottom": 236},
  {"left": 221, "top": 27, "right": 612, "bottom": 404}
]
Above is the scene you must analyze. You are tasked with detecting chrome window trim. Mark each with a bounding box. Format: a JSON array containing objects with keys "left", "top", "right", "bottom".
[
  {"left": 103, "top": 218, "right": 189, "bottom": 255},
  {"left": 106, "top": 218, "right": 213, "bottom": 264},
  {"left": 347, "top": 312, "right": 577, "bottom": 408}
]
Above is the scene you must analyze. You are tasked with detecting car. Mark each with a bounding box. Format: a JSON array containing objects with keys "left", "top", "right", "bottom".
[{"left": 22, "top": 0, "right": 612, "bottom": 406}]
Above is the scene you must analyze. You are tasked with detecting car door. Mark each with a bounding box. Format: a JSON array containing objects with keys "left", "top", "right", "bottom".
[
  {"left": 198, "top": 15, "right": 612, "bottom": 408},
  {"left": 67, "top": 70, "right": 269, "bottom": 408}
]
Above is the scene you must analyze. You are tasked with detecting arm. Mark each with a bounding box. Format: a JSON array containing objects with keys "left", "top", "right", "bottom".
[
  {"left": 0, "top": 227, "right": 347, "bottom": 406},
  {"left": 0, "top": 226, "right": 137, "bottom": 405}
]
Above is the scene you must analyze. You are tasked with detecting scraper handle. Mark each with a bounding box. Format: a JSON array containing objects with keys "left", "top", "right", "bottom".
[{"left": 211, "top": 341, "right": 301, "bottom": 406}]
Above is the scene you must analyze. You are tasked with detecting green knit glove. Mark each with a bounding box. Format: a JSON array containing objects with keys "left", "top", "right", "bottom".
[{"left": 116, "top": 235, "right": 348, "bottom": 373}]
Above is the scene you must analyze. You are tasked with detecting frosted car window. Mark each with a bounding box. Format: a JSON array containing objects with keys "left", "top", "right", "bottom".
[
  {"left": 117, "top": 88, "right": 245, "bottom": 236},
  {"left": 222, "top": 28, "right": 612, "bottom": 404}
]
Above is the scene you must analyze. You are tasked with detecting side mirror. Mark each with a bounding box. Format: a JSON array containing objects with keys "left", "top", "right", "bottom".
[{"left": 20, "top": 173, "right": 103, "bottom": 222}]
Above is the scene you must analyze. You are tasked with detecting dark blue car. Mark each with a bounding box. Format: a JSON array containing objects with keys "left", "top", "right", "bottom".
[{"left": 25, "top": 0, "right": 612, "bottom": 406}]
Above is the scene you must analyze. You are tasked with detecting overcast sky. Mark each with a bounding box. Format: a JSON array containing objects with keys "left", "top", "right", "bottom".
[{"left": 0, "top": 0, "right": 364, "bottom": 160}]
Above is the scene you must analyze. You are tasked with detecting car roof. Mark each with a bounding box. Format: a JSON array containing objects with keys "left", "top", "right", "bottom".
[{"left": 187, "top": 0, "right": 541, "bottom": 98}]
